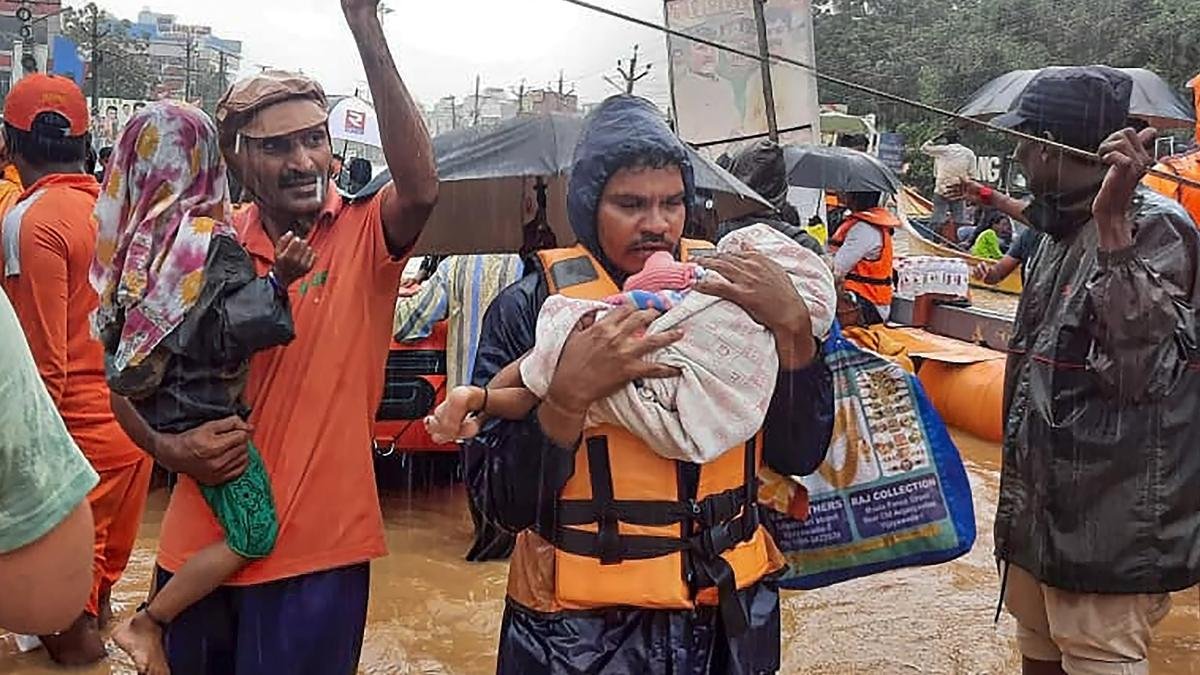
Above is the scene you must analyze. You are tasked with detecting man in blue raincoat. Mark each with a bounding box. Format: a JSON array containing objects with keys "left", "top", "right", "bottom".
[{"left": 464, "top": 95, "right": 834, "bottom": 674}]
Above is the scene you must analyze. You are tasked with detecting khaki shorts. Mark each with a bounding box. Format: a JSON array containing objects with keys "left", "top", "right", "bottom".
[{"left": 1003, "top": 563, "right": 1172, "bottom": 675}]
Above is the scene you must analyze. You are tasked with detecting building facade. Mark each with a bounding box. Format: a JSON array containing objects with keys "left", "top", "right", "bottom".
[{"left": 132, "top": 10, "right": 241, "bottom": 105}]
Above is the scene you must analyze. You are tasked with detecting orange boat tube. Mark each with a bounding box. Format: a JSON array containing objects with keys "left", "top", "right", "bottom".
[{"left": 917, "top": 360, "right": 1006, "bottom": 444}]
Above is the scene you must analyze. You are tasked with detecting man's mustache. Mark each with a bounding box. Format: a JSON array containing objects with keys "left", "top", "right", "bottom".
[
  {"left": 279, "top": 171, "right": 322, "bottom": 189},
  {"left": 628, "top": 235, "right": 676, "bottom": 251}
]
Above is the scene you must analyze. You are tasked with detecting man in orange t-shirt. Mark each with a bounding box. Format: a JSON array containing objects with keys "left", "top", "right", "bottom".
[
  {"left": 0, "top": 74, "right": 151, "bottom": 666},
  {"left": 109, "top": 1, "right": 439, "bottom": 672}
]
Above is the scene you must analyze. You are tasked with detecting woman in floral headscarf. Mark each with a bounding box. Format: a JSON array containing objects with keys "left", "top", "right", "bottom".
[{"left": 91, "top": 101, "right": 316, "bottom": 675}]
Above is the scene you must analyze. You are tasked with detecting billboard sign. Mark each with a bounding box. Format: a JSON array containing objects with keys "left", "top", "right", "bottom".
[{"left": 665, "top": 0, "right": 820, "bottom": 153}]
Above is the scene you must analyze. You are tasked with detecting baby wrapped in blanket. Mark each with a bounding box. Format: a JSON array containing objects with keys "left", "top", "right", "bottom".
[{"left": 426, "top": 222, "right": 836, "bottom": 463}]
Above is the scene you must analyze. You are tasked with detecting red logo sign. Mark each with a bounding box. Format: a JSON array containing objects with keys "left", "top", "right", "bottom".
[{"left": 345, "top": 110, "right": 367, "bottom": 135}]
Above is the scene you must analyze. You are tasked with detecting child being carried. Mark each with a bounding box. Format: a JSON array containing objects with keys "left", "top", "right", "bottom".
[
  {"left": 426, "top": 223, "right": 836, "bottom": 463},
  {"left": 91, "top": 102, "right": 317, "bottom": 675}
]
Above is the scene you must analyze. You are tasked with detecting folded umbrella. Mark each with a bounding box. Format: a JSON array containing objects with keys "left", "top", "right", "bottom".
[{"left": 784, "top": 144, "right": 901, "bottom": 194}]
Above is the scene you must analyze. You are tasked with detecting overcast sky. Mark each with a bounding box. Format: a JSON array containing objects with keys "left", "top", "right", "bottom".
[{"left": 74, "top": 0, "right": 676, "bottom": 108}]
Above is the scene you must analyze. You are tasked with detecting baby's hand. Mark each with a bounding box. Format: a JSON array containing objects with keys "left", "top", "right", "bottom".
[
  {"left": 272, "top": 232, "right": 317, "bottom": 287},
  {"left": 425, "top": 386, "right": 485, "bottom": 444}
]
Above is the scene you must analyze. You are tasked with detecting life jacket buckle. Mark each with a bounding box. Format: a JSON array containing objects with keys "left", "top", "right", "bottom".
[
  {"left": 692, "top": 522, "right": 735, "bottom": 560},
  {"left": 597, "top": 506, "right": 622, "bottom": 566}
]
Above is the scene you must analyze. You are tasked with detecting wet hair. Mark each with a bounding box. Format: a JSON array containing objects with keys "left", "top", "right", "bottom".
[
  {"left": 98, "top": 146, "right": 113, "bottom": 162},
  {"left": 4, "top": 112, "right": 89, "bottom": 167},
  {"left": 615, "top": 147, "right": 687, "bottom": 175},
  {"left": 106, "top": 105, "right": 118, "bottom": 114},
  {"left": 133, "top": 102, "right": 146, "bottom": 110},
  {"left": 332, "top": 153, "right": 344, "bottom": 163},
  {"left": 845, "top": 191, "right": 882, "bottom": 212},
  {"left": 838, "top": 134, "right": 869, "bottom": 151}
]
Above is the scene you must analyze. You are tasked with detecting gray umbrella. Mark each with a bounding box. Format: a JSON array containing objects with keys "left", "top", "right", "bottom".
[
  {"left": 958, "top": 67, "right": 1195, "bottom": 130},
  {"left": 433, "top": 113, "right": 580, "bottom": 181},
  {"left": 372, "top": 113, "right": 773, "bottom": 254},
  {"left": 432, "top": 113, "right": 771, "bottom": 214},
  {"left": 783, "top": 144, "right": 902, "bottom": 194}
]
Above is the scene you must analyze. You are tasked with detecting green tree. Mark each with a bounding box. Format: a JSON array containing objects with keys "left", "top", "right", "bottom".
[
  {"left": 813, "top": 0, "right": 1200, "bottom": 191},
  {"left": 61, "top": 3, "right": 159, "bottom": 104}
]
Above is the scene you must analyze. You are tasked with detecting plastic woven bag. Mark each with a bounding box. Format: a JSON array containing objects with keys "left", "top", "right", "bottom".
[{"left": 766, "top": 322, "right": 977, "bottom": 590}]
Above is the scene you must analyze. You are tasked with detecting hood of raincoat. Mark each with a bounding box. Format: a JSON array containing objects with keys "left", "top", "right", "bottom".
[
  {"left": 726, "top": 139, "right": 789, "bottom": 214},
  {"left": 567, "top": 95, "right": 696, "bottom": 280}
]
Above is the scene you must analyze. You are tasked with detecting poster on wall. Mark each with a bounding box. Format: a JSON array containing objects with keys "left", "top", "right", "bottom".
[{"left": 665, "top": 0, "right": 820, "bottom": 154}]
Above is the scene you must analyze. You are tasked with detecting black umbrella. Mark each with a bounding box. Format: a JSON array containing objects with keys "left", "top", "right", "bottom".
[
  {"left": 957, "top": 67, "right": 1195, "bottom": 130},
  {"left": 784, "top": 144, "right": 902, "bottom": 194},
  {"left": 375, "top": 113, "right": 774, "bottom": 255},
  {"left": 434, "top": 113, "right": 579, "bottom": 181}
]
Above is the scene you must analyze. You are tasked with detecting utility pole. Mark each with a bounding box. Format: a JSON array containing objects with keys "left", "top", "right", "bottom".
[
  {"left": 511, "top": 79, "right": 526, "bottom": 116},
  {"left": 752, "top": 0, "right": 779, "bottom": 141},
  {"left": 218, "top": 50, "right": 228, "bottom": 101},
  {"left": 184, "top": 28, "right": 195, "bottom": 103},
  {"left": 472, "top": 75, "right": 481, "bottom": 126},
  {"left": 89, "top": 3, "right": 99, "bottom": 112},
  {"left": 604, "top": 44, "right": 651, "bottom": 95}
]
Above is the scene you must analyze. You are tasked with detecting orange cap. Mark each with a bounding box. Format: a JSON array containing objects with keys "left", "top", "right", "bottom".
[{"left": 3, "top": 74, "right": 90, "bottom": 137}]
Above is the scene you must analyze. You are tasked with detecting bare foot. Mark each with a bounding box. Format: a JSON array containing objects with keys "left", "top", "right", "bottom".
[
  {"left": 40, "top": 613, "right": 106, "bottom": 666},
  {"left": 112, "top": 612, "right": 170, "bottom": 675}
]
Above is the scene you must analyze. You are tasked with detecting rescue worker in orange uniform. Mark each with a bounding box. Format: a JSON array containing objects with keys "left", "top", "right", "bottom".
[
  {"left": 1144, "top": 74, "right": 1200, "bottom": 226},
  {"left": 464, "top": 95, "right": 835, "bottom": 674},
  {"left": 828, "top": 191, "right": 898, "bottom": 324},
  {"left": 0, "top": 74, "right": 151, "bottom": 666}
]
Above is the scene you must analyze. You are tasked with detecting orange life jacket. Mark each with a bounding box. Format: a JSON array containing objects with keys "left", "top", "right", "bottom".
[
  {"left": 533, "top": 241, "right": 776, "bottom": 635},
  {"left": 828, "top": 207, "right": 897, "bottom": 307},
  {"left": 1144, "top": 152, "right": 1200, "bottom": 228}
]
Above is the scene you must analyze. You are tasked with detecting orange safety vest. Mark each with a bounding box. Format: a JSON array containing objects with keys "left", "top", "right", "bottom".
[
  {"left": 1144, "top": 152, "right": 1200, "bottom": 228},
  {"left": 533, "top": 240, "right": 776, "bottom": 634},
  {"left": 828, "top": 207, "right": 897, "bottom": 307}
]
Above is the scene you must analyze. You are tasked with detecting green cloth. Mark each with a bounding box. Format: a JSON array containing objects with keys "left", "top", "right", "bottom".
[
  {"left": 199, "top": 439, "right": 278, "bottom": 559},
  {"left": 971, "top": 229, "right": 1005, "bottom": 260},
  {"left": 0, "top": 289, "right": 98, "bottom": 554}
]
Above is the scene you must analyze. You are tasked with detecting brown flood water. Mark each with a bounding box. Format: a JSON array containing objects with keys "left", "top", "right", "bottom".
[{"left": 3, "top": 432, "right": 1197, "bottom": 674}]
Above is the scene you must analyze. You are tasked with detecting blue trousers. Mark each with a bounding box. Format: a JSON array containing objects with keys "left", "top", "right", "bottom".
[{"left": 156, "top": 563, "right": 369, "bottom": 675}]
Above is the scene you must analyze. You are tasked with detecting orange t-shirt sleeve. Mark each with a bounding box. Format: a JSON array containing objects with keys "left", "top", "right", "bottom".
[
  {"left": 7, "top": 220, "right": 71, "bottom": 405},
  {"left": 362, "top": 184, "right": 411, "bottom": 277}
]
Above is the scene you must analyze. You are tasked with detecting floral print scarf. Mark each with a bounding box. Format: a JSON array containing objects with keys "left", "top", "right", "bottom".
[{"left": 90, "top": 101, "right": 236, "bottom": 371}]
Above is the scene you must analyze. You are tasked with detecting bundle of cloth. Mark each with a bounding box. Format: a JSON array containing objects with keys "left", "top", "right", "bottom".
[{"left": 521, "top": 222, "right": 836, "bottom": 464}]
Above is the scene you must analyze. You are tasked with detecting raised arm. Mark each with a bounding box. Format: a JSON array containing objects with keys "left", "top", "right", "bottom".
[
  {"left": 1086, "top": 128, "right": 1200, "bottom": 402},
  {"left": 343, "top": 0, "right": 439, "bottom": 256}
]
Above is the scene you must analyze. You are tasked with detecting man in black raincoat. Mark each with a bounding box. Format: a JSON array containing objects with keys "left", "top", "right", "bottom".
[
  {"left": 991, "top": 67, "right": 1200, "bottom": 675},
  {"left": 465, "top": 95, "right": 834, "bottom": 674}
]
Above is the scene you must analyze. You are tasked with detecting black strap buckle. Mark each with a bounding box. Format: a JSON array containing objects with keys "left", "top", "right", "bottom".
[{"left": 598, "top": 506, "right": 622, "bottom": 566}]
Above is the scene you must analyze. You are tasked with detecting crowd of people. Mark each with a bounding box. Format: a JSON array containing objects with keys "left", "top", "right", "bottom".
[{"left": 0, "top": 1, "right": 1198, "bottom": 671}]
